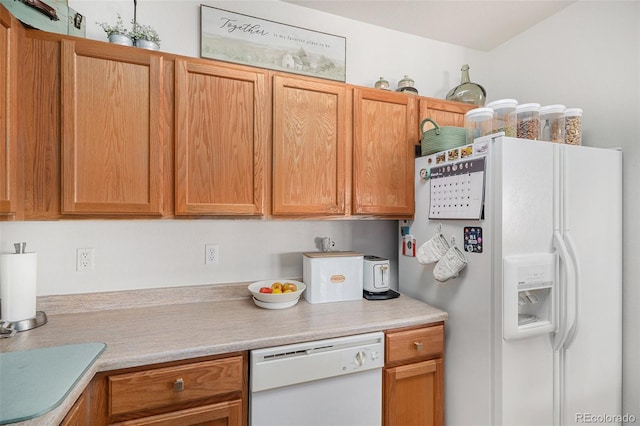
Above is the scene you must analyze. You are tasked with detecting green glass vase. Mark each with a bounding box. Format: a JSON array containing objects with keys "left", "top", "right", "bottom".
[{"left": 446, "top": 64, "right": 486, "bottom": 106}]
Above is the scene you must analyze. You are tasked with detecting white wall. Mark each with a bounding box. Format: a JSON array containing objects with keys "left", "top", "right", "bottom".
[
  {"left": 486, "top": 0, "right": 640, "bottom": 419},
  {"left": 0, "top": 219, "right": 398, "bottom": 294},
  {"left": 74, "top": 0, "right": 486, "bottom": 96}
]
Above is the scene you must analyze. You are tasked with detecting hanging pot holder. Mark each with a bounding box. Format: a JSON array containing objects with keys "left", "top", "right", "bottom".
[
  {"left": 433, "top": 238, "right": 468, "bottom": 282},
  {"left": 417, "top": 226, "right": 450, "bottom": 265}
]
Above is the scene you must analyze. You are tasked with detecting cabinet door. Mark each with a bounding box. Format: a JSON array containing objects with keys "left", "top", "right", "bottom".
[
  {"left": 419, "top": 97, "right": 475, "bottom": 128},
  {"left": 0, "top": 6, "right": 18, "bottom": 216},
  {"left": 352, "top": 88, "right": 416, "bottom": 216},
  {"left": 112, "top": 400, "right": 242, "bottom": 426},
  {"left": 272, "top": 75, "right": 347, "bottom": 215},
  {"left": 60, "top": 391, "right": 88, "bottom": 426},
  {"left": 175, "top": 60, "right": 268, "bottom": 216},
  {"left": 383, "top": 358, "right": 444, "bottom": 426},
  {"left": 60, "top": 40, "right": 164, "bottom": 215}
]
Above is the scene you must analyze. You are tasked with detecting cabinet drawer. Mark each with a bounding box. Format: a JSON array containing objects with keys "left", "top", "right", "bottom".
[
  {"left": 112, "top": 400, "right": 242, "bottom": 426},
  {"left": 109, "top": 356, "right": 243, "bottom": 417},
  {"left": 386, "top": 324, "right": 444, "bottom": 364}
]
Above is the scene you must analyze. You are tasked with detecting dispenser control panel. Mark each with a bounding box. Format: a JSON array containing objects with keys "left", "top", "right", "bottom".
[{"left": 515, "top": 261, "right": 554, "bottom": 290}]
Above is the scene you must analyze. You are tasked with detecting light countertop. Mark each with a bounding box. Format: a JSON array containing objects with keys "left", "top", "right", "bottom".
[{"left": 0, "top": 283, "right": 447, "bottom": 425}]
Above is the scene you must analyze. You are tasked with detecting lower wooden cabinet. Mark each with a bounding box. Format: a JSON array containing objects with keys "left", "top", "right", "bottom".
[
  {"left": 111, "top": 400, "right": 242, "bottom": 426},
  {"left": 60, "top": 391, "right": 89, "bottom": 426},
  {"left": 384, "top": 323, "right": 444, "bottom": 426},
  {"left": 62, "top": 327, "right": 445, "bottom": 425},
  {"left": 82, "top": 353, "right": 247, "bottom": 426}
]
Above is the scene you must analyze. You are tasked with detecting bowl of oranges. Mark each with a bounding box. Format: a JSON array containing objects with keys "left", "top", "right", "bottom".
[{"left": 248, "top": 279, "right": 306, "bottom": 308}]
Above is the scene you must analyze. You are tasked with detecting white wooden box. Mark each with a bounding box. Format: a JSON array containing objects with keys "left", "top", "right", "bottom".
[{"left": 302, "top": 252, "right": 363, "bottom": 304}]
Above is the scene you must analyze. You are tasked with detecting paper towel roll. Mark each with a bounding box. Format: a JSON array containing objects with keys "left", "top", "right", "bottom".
[{"left": 0, "top": 253, "right": 37, "bottom": 322}]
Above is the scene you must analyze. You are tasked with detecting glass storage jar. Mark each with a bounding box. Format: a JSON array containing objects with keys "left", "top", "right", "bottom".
[
  {"left": 486, "top": 99, "right": 517, "bottom": 137},
  {"left": 464, "top": 107, "right": 494, "bottom": 144},
  {"left": 516, "top": 103, "right": 541, "bottom": 140},
  {"left": 564, "top": 108, "right": 583, "bottom": 145},
  {"left": 397, "top": 75, "right": 415, "bottom": 89},
  {"left": 374, "top": 77, "right": 389, "bottom": 90},
  {"left": 539, "top": 104, "right": 566, "bottom": 143}
]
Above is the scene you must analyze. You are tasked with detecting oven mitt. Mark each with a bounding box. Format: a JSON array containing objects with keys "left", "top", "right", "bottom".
[
  {"left": 433, "top": 244, "right": 468, "bottom": 282},
  {"left": 417, "top": 232, "right": 450, "bottom": 265}
]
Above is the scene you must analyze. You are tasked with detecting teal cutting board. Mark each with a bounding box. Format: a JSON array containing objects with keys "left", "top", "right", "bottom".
[{"left": 0, "top": 342, "right": 105, "bottom": 424}]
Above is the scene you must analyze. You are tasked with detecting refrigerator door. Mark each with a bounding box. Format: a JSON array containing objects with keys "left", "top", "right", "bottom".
[
  {"left": 558, "top": 144, "right": 622, "bottom": 424},
  {"left": 400, "top": 154, "right": 494, "bottom": 426},
  {"left": 497, "top": 138, "right": 556, "bottom": 426}
]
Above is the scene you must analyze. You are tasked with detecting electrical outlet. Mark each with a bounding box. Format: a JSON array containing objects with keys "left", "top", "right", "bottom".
[
  {"left": 77, "top": 248, "right": 95, "bottom": 272},
  {"left": 205, "top": 244, "right": 219, "bottom": 265}
]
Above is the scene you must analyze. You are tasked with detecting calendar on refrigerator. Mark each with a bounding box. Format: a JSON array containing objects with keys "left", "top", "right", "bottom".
[{"left": 429, "top": 157, "right": 486, "bottom": 219}]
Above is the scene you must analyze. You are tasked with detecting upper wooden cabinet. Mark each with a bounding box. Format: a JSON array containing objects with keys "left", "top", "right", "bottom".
[
  {"left": 16, "top": 19, "right": 478, "bottom": 221},
  {"left": 60, "top": 40, "right": 164, "bottom": 215},
  {"left": 419, "top": 97, "right": 475, "bottom": 128},
  {"left": 175, "top": 59, "right": 268, "bottom": 216},
  {"left": 272, "top": 74, "right": 347, "bottom": 216},
  {"left": 352, "top": 88, "right": 417, "bottom": 216},
  {"left": 0, "top": 7, "right": 20, "bottom": 217}
]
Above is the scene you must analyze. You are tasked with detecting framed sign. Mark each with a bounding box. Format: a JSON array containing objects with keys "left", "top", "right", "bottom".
[{"left": 200, "top": 5, "right": 346, "bottom": 82}]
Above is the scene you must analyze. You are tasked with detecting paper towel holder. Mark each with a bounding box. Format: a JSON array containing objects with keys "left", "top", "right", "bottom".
[{"left": 0, "top": 310, "right": 47, "bottom": 337}]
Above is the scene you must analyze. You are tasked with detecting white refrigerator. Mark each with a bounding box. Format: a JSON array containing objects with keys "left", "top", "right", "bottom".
[{"left": 399, "top": 135, "right": 622, "bottom": 426}]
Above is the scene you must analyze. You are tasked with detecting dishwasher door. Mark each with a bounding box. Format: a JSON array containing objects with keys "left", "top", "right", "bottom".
[{"left": 250, "top": 331, "right": 385, "bottom": 426}]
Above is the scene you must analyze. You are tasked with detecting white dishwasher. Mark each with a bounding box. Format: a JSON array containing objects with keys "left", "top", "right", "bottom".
[{"left": 250, "top": 331, "right": 385, "bottom": 426}]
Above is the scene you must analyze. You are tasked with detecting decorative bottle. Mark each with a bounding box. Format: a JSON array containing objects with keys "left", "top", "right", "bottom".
[{"left": 446, "top": 64, "right": 486, "bottom": 106}]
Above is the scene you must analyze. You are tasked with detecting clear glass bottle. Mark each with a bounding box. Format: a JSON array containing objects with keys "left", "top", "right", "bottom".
[
  {"left": 486, "top": 99, "right": 517, "bottom": 137},
  {"left": 539, "top": 104, "right": 566, "bottom": 143},
  {"left": 564, "top": 108, "right": 583, "bottom": 145},
  {"left": 446, "top": 64, "right": 486, "bottom": 106}
]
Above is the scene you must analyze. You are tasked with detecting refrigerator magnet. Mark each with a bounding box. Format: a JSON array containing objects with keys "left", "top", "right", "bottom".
[{"left": 464, "top": 227, "right": 483, "bottom": 253}]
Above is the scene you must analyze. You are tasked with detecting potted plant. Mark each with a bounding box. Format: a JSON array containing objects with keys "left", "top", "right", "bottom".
[
  {"left": 131, "top": 21, "right": 161, "bottom": 50},
  {"left": 96, "top": 13, "right": 133, "bottom": 46}
]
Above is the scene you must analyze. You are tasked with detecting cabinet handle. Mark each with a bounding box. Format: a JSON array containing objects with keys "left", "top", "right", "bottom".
[
  {"left": 414, "top": 341, "right": 423, "bottom": 351},
  {"left": 173, "top": 378, "right": 184, "bottom": 392}
]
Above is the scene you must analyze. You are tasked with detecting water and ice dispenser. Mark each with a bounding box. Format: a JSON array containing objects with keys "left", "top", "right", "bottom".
[{"left": 503, "top": 253, "right": 556, "bottom": 340}]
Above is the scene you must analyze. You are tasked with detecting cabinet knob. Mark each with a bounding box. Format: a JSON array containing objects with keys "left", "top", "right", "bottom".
[
  {"left": 414, "top": 341, "right": 423, "bottom": 351},
  {"left": 173, "top": 378, "right": 185, "bottom": 392}
]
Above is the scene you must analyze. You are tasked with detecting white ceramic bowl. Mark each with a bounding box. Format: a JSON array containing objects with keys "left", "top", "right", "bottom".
[
  {"left": 252, "top": 297, "right": 300, "bottom": 310},
  {"left": 248, "top": 280, "right": 306, "bottom": 303}
]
